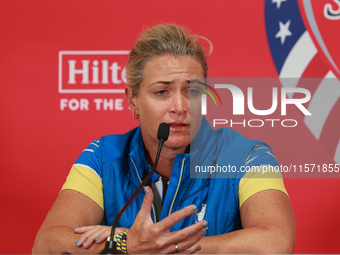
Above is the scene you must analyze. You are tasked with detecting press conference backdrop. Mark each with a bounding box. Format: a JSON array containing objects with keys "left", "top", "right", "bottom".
[{"left": 1, "top": 0, "right": 340, "bottom": 253}]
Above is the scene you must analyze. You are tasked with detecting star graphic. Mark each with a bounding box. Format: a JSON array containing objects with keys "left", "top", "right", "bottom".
[
  {"left": 275, "top": 20, "right": 292, "bottom": 44},
  {"left": 272, "top": 0, "right": 287, "bottom": 9}
]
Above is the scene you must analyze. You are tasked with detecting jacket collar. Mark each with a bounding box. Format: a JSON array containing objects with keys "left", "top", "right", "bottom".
[
  {"left": 126, "top": 118, "right": 221, "bottom": 186},
  {"left": 191, "top": 117, "right": 223, "bottom": 163},
  {"left": 127, "top": 127, "right": 160, "bottom": 186}
]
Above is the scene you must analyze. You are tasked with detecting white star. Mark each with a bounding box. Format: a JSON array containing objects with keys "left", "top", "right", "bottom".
[
  {"left": 272, "top": 0, "right": 287, "bottom": 9},
  {"left": 275, "top": 20, "right": 292, "bottom": 44}
]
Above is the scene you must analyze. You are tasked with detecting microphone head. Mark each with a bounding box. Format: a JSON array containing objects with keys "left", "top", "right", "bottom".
[{"left": 157, "top": 123, "right": 170, "bottom": 141}]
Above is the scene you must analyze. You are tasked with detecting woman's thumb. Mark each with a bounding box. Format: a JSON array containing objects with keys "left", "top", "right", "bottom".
[{"left": 137, "top": 186, "right": 154, "bottom": 220}]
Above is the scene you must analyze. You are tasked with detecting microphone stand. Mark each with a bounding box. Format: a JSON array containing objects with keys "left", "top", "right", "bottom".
[{"left": 101, "top": 124, "right": 169, "bottom": 254}]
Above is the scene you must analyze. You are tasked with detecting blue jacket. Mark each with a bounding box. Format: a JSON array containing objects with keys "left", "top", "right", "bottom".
[{"left": 75, "top": 118, "right": 278, "bottom": 236}]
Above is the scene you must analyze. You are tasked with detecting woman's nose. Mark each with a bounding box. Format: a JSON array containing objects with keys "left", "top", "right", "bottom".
[{"left": 169, "top": 92, "right": 189, "bottom": 114}]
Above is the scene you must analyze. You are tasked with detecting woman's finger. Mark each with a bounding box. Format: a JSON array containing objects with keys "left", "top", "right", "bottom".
[
  {"left": 93, "top": 227, "right": 112, "bottom": 244},
  {"left": 75, "top": 225, "right": 100, "bottom": 247},
  {"left": 157, "top": 205, "right": 198, "bottom": 231},
  {"left": 172, "top": 228, "right": 205, "bottom": 254},
  {"left": 176, "top": 243, "right": 202, "bottom": 254},
  {"left": 74, "top": 225, "right": 97, "bottom": 234},
  {"left": 159, "top": 221, "right": 206, "bottom": 253},
  {"left": 172, "top": 220, "right": 207, "bottom": 245},
  {"left": 75, "top": 225, "right": 110, "bottom": 248},
  {"left": 159, "top": 219, "right": 207, "bottom": 248},
  {"left": 135, "top": 186, "right": 154, "bottom": 222},
  {"left": 75, "top": 225, "right": 129, "bottom": 249}
]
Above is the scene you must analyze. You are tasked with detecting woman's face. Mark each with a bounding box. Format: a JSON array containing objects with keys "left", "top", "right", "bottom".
[{"left": 127, "top": 54, "right": 204, "bottom": 152}]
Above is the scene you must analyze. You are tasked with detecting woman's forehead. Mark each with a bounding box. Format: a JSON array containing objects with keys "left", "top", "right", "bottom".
[{"left": 143, "top": 55, "right": 204, "bottom": 83}]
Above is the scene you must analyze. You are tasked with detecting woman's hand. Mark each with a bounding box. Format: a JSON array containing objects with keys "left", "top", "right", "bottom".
[
  {"left": 127, "top": 186, "right": 207, "bottom": 254},
  {"left": 74, "top": 225, "right": 128, "bottom": 249}
]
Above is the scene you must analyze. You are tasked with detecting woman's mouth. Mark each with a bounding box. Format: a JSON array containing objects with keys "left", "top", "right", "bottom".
[{"left": 168, "top": 122, "right": 190, "bottom": 130}]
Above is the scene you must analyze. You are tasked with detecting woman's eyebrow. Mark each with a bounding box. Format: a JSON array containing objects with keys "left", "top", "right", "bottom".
[
  {"left": 155, "top": 81, "right": 173, "bottom": 85},
  {"left": 151, "top": 80, "right": 191, "bottom": 86},
  {"left": 190, "top": 78, "right": 203, "bottom": 85}
]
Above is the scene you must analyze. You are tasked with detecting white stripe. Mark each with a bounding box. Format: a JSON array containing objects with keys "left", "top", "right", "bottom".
[
  {"left": 334, "top": 139, "right": 340, "bottom": 164},
  {"left": 244, "top": 156, "right": 258, "bottom": 166},
  {"left": 304, "top": 71, "right": 340, "bottom": 139},
  {"left": 73, "top": 163, "right": 102, "bottom": 181},
  {"left": 279, "top": 31, "right": 317, "bottom": 97},
  {"left": 83, "top": 149, "right": 94, "bottom": 153},
  {"left": 266, "top": 151, "right": 277, "bottom": 160}
]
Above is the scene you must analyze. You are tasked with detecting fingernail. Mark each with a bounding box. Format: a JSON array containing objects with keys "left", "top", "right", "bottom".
[
  {"left": 75, "top": 239, "right": 80, "bottom": 244},
  {"left": 75, "top": 227, "right": 80, "bottom": 229},
  {"left": 202, "top": 229, "right": 206, "bottom": 236},
  {"left": 191, "top": 205, "right": 197, "bottom": 211},
  {"left": 197, "top": 246, "right": 202, "bottom": 251},
  {"left": 95, "top": 237, "right": 99, "bottom": 242},
  {"left": 82, "top": 241, "right": 86, "bottom": 246},
  {"left": 203, "top": 221, "right": 208, "bottom": 228}
]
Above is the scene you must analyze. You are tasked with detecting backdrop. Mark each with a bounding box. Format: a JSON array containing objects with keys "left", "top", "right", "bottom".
[{"left": 1, "top": 0, "right": 340, "bottom": 253}]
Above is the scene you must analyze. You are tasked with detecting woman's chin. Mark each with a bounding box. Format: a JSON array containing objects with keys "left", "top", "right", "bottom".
[{"left": 164, "top": 138, "right": 191, "bottom": 152}]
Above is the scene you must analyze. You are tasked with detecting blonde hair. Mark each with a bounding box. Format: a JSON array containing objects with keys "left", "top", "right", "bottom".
[{"left": 126, "top": 24, "right": 212, "bottom": 96}]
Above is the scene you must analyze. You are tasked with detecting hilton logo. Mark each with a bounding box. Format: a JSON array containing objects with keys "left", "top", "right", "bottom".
[{"left": 58, "top": 51, "right": 129, "bottom": 93}]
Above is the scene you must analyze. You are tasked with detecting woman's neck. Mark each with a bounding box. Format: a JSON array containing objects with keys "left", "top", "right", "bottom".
[{"left": 144, "top": 141, "right": 187, "bottom": 179}]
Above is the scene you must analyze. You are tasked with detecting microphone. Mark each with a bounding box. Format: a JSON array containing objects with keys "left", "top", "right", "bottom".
[{"left": 101, "top": 123, "right": 170, "bottom": 254}]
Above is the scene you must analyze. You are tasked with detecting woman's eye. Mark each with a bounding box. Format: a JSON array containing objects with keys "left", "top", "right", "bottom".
[
  {"left": 156, "top": 90, "right": 167, "bottom": 95},
  {"left": 189, "top": 89, "right": 199, "bottom": 95}
]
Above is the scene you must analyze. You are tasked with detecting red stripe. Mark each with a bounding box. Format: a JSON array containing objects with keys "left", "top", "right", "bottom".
[{"left": 300, "top": 53, "right": 330, "bottom": 79}]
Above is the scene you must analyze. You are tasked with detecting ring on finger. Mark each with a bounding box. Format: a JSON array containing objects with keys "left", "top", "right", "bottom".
[{"left": 175, "top": 243, "right": 179, "bottom": 253}]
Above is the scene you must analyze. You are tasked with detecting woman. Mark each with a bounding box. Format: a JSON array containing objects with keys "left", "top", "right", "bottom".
[{"left": 33, "top": 24, "right": 295, "bottom": 254}]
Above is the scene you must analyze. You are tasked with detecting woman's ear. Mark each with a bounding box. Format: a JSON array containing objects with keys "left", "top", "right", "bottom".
[{"left": 125, "top": 86, "right": 138, "bottom": 115}]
